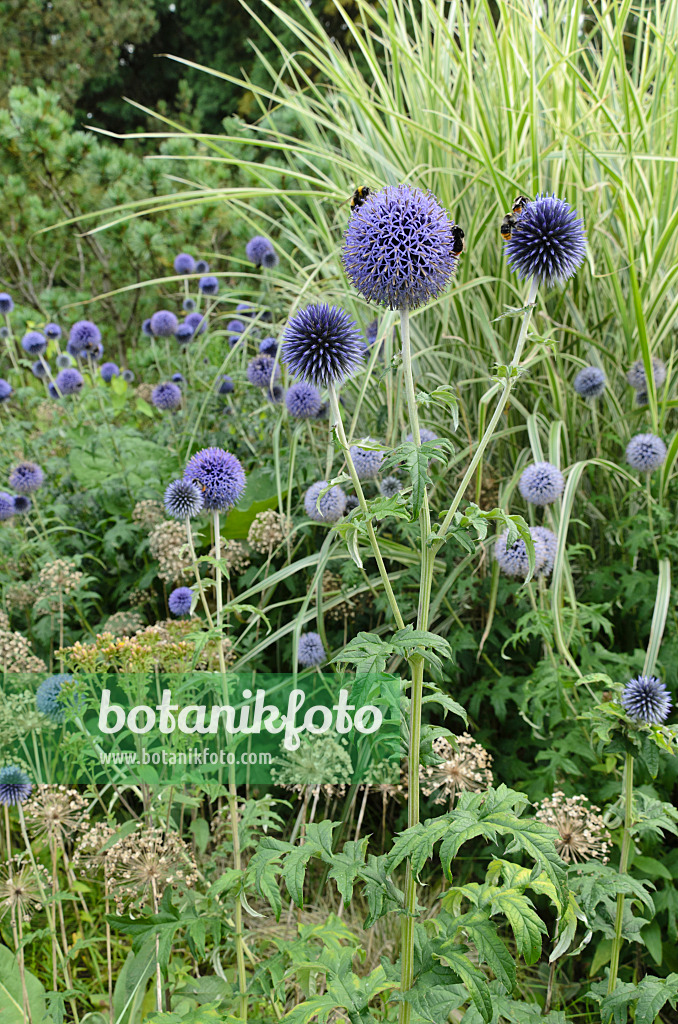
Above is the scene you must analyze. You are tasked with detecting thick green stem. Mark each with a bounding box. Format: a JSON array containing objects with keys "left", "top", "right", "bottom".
[
  {"left": 186, "top": 519, "right": 213, "bottom": 627},
  {"left": 607, "top": 752, "right": 634, "bottom": 995}
]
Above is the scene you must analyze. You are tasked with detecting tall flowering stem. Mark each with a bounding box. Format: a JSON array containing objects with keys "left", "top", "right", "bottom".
[{"left": 607, "top": 750, "right": 634, "bottom": 994}]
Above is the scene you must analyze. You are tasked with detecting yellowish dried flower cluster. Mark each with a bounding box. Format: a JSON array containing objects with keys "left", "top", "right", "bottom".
[
  {"left": 5, "top": 583, "right": 35, "bottom": 610},
  {"left": 247, "top": 510, "right": 292, "bottom": 554},
  {"left": 0, "top": 613, "right": 46, "bottom": 673},
  {"left": 38, "top": 559, "right": 84, "bottom": 605},
  {"left": 103, "top": 610, "right": 145, "bottom": 637},
  {"left": 420, "top": 733, "right": 494, "bottom": 807},
  {"left": 535, "top": 791, "right": 611, "bottom": 864},
  {"left": 149, "top": 520, "right": 192, "bottom": 583},
  {"left": 132, "top": 499, "right": 165, "bottom": 530},
  {"left": 211, "top": 540, "right": 250, "bottom": 575}
]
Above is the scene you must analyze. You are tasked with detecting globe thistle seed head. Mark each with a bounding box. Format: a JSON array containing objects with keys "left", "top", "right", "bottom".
[
  {"left": 574, "top": 366, "right": 606, "bottom": 399},
  {"left": 199, "top": 276, "right": 219, "bottom": 295},
  {"left": 286, "top": 382, "right": 322, "bottom": 419},
  {"left": 21, "top": 331, "right": 46, "bottom": 357},
  {"left": 173, "top": 252, "right": 196, "bottom": 275},
  {"left": 304, "top": 481, "right": 347, "bottom": 523},
  {"left": 175, "top": 322, "right": 195, "bottom": 345},
  {"left": 282, "top": 304, "right": 364, "bottom": 388},
  {"left": 406, "top": 428, "right": 438, "bottom": 444},
  {"left": 298, "top": 632, "right": 326, "bottom": 667},
  {"left": 0, "top": 766, "right": 32, "bottom": 806},
  {"left": 100, "top": 362, "right": 120, "bottom": 383},
  {"left": 142, "top": 318, "right": 153, "bottom": 336},
  {"left": 227, "top": 319, "right": 245, "bottom": 337},
  {"left": 44, "top": 322, "right": 61, "bottom": 339},
  {"left": 0, "top": 493, "right": 15, "bottom": 520},
  {"left": 530, "top": 526, "right": 558, "bottom": 577},
  {"left": 9, "top": 462, "right": 44, "bottom": 494},
  {"left": 150, "top": 310, "right": 179, "bottom": 338},
  {"left": 55, "top": 368, "right": 84, "bottom": 395},
  {"left": 184, "top": 447, "right": 246, "bottom": 511},
  {"left": 247, "top": 354, "right": 280, "bottom": 388},
  {"left": 0, "top": 293, "right": 14, "bottom": 314},
  {"left": 151, "top": 382, "right": 182, "bottom": 411},
  {"left": 342, "top": 185, "right": 458, "bottom": 309},
  {"left": 168, "top": 587, "right": 193, "bottom": 616},
  {"left": 182, "top": 298, "right": 196, "bottom": 312},
  {"left": 56, "top": 353, "right": 73, "bottom": 370},
  {"left": 13, "top": 496, "right": 31, "bottom": 514},
  {"left": 621, "top": 675, "right": 672, "bottom": 724},
  {"left": 184, "top": 312, "right": 207, "bottom": 335},
  {"left": 35, "top": 674, "right": 75, "bottom": 723},
  {"left": 627, "top": 357, "right": 667, "bottom": 392},
  {"left": 495, "top": 529, "right": 547, "bottom": 579},
  {"left": 519, "top": 462, "right": 565, "bottom": 506},
  {"left": 266, "top": 385, "right": 284, "bottom": 404},
  {"left": 380, "top": 476, "right": 402, "bottom": 498},
  {"left": 505, "top": 193, "right": 586, "bottom": 286},
  {"left": 217, "top": 375, "right": 234, "bottom": 395},
  {"left": 164, "top": 478, "right": 204, "bottom": 520},
  {"left": 171, "top": 373, "right": 184, "bottom": 384},
  {"left": 67, "top": 320, "right": 101, "bottom": 357},
  {"left": 31, "top": 360, "right": 48, "bottom": 380},
  {"left": 122, "top": 369, "right": 135, "bottom": 383},
  {"left": 626, "top": 433, "right": 667, "bottom": 473},
  {"left": 350, "top": 439, "right": 384, "bottom": 479},
  {"left": 259, "top": 337, "right": 278, "bottom": 358},
  {"left": 195, "top": 260, "right": 210, "bottom": 274},
  {"left": 236, "top": 302, "right": 254, "bottom": 317},
  {"left": 246, "top": 235, "right": 276, "bottom": 268}
]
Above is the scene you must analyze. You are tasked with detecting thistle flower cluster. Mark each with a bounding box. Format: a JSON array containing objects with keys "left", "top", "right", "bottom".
[
  {"left": 100, "top": 362, "right": 120, "bottom": 382},
  {"left": 246, "top": 235, "right": 279, "bottom": 269},
  {"left": 174, "top": 252, "right": 196, "bottom": 274},
  {"left": 0, "top": 766, "right": 33, "bottom": 806},
  {"left": 286, "top": 381, "right": 322, "bottom": 419},
  {"left": 247, "top": 355, "right": 280, "bottom": 388},
  {"left": 169, "top": 586, "right": 193, "bottom": 617},
  {"left": 184, "top": 447, "right": 246, "bottom": 511},
  {"left": 148, "top": 520, "right": 192, "bottom": 583},
  {"left": 627, "top": 357, "right": 666, "bottom": 405},
  {"left": 282, "top": 304, "right": 363, "bottom": 388},
  {"left": 494, "top": 526, "right": 557, "bottom": 580},
  {"left": 152, "top": 382, "right": 182, "bottom": 411},
  {"left": 535, "top": 791, "right": 611, "bottom": 863},
  {"left": 420, "top": 734, "right": 494, "bottom": 807},
  {"left": 247, "top": 509, "right": 292, "bottom": 553},
  {"left": 621, "top": 675, "right": 672, "bottom": 724},
  {"left": 21, "top": 331, "right": 46, "bottom": 357},
  {"left": 53, "top": 368, "right": 84, "bottom": 396},
  {"left": 380, "top": 476, "right": 402, "bottom": 498},
  {"left": 505, "top": 194, "right": 586, "bottom": 286},
  {"left": 150, "top": 310, "right": 179, "bottom": 337},
  {"left": 9, "top": 462, "right": 43, "bottom": 494},
  {"left": 573, "top": 366, "right": 606, "bottom": 399},
  {"left": 304, "top": 481, "right": 347, "bottom": 523},
  {"left": 519, "top": 462, "right": 564, "bottom": 506},
  {"left": 298, "top": 631, "right": 326, "bottom": 667},
  {"left": 164, "top": 479, "right": 204, "bottom": 520},
  {"left": 626, "top": 433, "right": 667, "bottom": 472},
  {"left": 349, "top": 439, "right": 384, "bottom": 479},
  {"left": 35, "top": 674, "right": 77, "bottom": 723},
  {"left": 199, "top": 276, "right": 219, "bottom": 295},
  {"left": 67, "top": 320, "right": 102, "bottom": 359}
]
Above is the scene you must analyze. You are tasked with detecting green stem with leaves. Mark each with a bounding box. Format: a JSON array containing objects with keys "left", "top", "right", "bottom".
[{"left": 607, "top": 751, "right": 634, "bottom": 996}]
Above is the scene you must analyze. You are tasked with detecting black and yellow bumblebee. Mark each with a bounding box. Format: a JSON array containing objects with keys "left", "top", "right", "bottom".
[
  {"left": 500, "top": 196, "right": 531, "bottom": 241},
  {"left": 349, "top": 186, "right": 371, "bottom": 212},
  {"left": 451, "top": 225, "right": 465, "bottom": 274},
  {"left": 511, "top": 195, "right": 530, "bottom": 216}
]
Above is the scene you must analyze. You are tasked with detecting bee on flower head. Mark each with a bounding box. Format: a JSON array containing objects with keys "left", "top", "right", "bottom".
[
  {"left": 451, "top": 225, "right": 465, "bottom": 275},
  {"left": 500, "top": 195, "right": 531, "bottom": 242},
  {"left": 349, "top": 186, "right": 371, "bottom": 212}
]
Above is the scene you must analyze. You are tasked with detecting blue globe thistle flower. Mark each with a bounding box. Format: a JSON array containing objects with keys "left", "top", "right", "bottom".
[
  {"left": 175, "top": 322, "right": 195, "bottom": 345},
  {"left": 342, "top": 185, "right": 458, "bottom": 309},
  {"left": 247, "top": 354, "right": 280, "bottom": 388},
  {"left": 236, "top": 302, "right": 254, "bottom": 317},
  {"left": 13, "top": 496, "right": 31, "bottom": 514},
  {"left": 0, "top": 493, "right": 15, "bottom": 520},
  {"left": 21, "top": 331, "right": 46, "bottom": 357},
  {"left": 122, "top": 369, "right": 135, "bottom": 383},
  {"left": 0, "top": 327, "right": 7, "bottom": 338},
  {"left": 152, "top": 382, "right": 182, "bottom": 411},
  {"left": 217, "top": 375, "right": 234, "bottom": 395},
  {"left": 286, "top": 382, "right": 322, "bottom": 419},
  {"left": 0, "top": 766, "right": 32, "bottom": 806},
  {"left": 246, "top": 235, "right": 278, "bottom": 268},
  {"left": 621, "top": 675, "right": 671, "bottom": 724},
  {"left": 185, "top": 312, "right": 207, "bottom": 335},
  {"left": 199, "top": 276, "right": 219, "bottom": 295},
  {"left": 56, "top": 353, "right": 73, "bottom": 370},
  {"left": 174, "top": 252, "right": 196, "bottom": 275},
  {"left": 184, "top": 447, "right": 246, "bottom": 511},
  {"left": 574, "top": 366, "right": 606, "bottom": 399},
  {"left": 298, "top": 632, "right": 326, "bottom": 667},
  {"left": 366, "top": 319, "right": 379, "bottom": 345},
  {"left": 150, "top": 310, "right": 179, "bottom": 338},
  {"left": 350, "top": 439, "right": 384, "bottom": 479},
  {"left": 142, "top": 318, "right": 153, "bottom": 336},
  {"left": 531, "top": 526, "right": 558, "bottom": 577},
  {"left": 31, "top": 360, "right": 48, "bottom": 379},
  {"left": 36, "top": 674, "right": 76, "bottom": 723},
  {"left": 266, "top": 385, "right": 284, "bottom": 404},
  {"left": 67, "top": 320, "right": 101, "bottom": 357},
  {"left": 0, "top": 379, "right": 12, "bottom": 402},
  {"left": 227, "top": 319, "right": 245, "bottom": 337},
  {"left": 183, "top": 298, "right": 196, "bottom": 312},
  {"left": 164, "top": 478, "right": 204, "bottom": 520},
  {"left": 0, "top": 293, "right": 14, "bottom": 314},
  {"left": 171, "top": 373, "right": 184, "bottom": 383},
  {"left": 169, "top": 586, "right": 193, "bottom": 616},
  {"left": 519, "top": 462, "right": 565, "bottom": 506},
  {"left": 626, "top": 433, "right": 667, "bottom": 473},
  {"left": 304, "top": 481, "right": 347, "bottom": 523},
  {"left": 281, "top": 304, "right": 363, "bottom": 388},
  {"left": 55, "top": 368, "right": 84, "bottom": 395},
  {"left": 505, "top": 194, "right": 586, "bottom": 286},
  {"left": 495, "top": 529, "right": 547, "bottom": 579},
  {"left": 100, "top": 362, "right": 120, "bottom": 383},
  {"left": 345, "top": 494, "right": 359, "bottom": 511},
  {"left": 44, "top": 322, "right": 61, "bottom": 339},
  {"left": 406, "top": 428, "right": 438, "bottom": 444},
  {"left": 259, "top": 337, "right": 278, "bottom": 358},
  {"left": 195, "top": 260, "right": 210, "bottom": 274},
  {"left": 9, "top": 462, "right": 44, "bottom": 494},
  {"left": 380, "top": 476, "right": 402, "bottom": 498},
  {"left": 627, "top": 357, "right": 666, "bottom": 392}
]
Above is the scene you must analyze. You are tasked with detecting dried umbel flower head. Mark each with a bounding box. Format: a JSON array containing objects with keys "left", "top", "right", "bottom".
[
  {"left": 216, "top": 540, "right": 251, "bottom": 575},
  {"left": 282, "top": 304, "right": 364, "bottom": 388},
  {"left": 420, "top": 734, "right": 493, "bottom": 807},
  {"left": 0, "top": 857, "right": 48, "bottom": 923},
  {"left": 148, "top": 520, "right": 192, "bottom": 584},
  {"left": 519, "top": 462, "right": 565, "bottom": 506},
  {"left": 298, "top": 632, "right": 326, "bottom": 667},
  {"left": 0, "top": 622, "right": 46, "bottom": 673},
  {"left": 247, "top": 509, "right": 292, "bottom": 553},
  {"left": 132, "top": 499, "right": 165, "bottom": 530},
  {"left": 304, "top": 481, "right": 347, "bottom": 523},
  {"left": 38, "top": 559, "right": 83, "bottom": 599},
  {"left": 626, "top": 433, "right": 667, "bottom": 473},
  {"left": 322, "top": 571, "right": 359, "bottom": 622},
  {"left": 621, "top": 675, "right": 672, "bottom": 724},
  {"left": 505, "top": 194, "right": 586, "bottom": 286},
  {"left": 23, "top": 784, "right": 90, "bottom": 840},
  {"left": 103, "top": 610, "right": 144, "bottom": 637},
  {"left": 574, "top": 366, "right": 606, "bottom": 399},
  {"left": 6, "top": 582, "right": 35, "bottom": 610},
  {"left": 72, "top": 821, "right": 115, "bottom": 879},
  {"left": 184, "top": 447, "right": 246, "bottom": 511},
  {"left": 535, "top": 791, "right": 611, "bottom": 864},
  {"left": 272, "top": 733, "right": 353, "bottom": 794},
  {"left": 106, "top": 825, "right": 199, "bottom": 913}
]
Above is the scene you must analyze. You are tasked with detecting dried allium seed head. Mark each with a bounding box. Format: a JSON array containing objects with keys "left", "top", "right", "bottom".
[
  {"left": 420, "top": 734, "right": 493, "bottom": 807},
  {"left": 247, "top": 509, "right": 292, "bottom": 554},
  {"left": 0, "top": 857, "right": 48, "bottom": 922},
  {"left": 105, "top": 825, "right": 199, "bottom": 913},
  {"left": 24, "top": 784, "right": 90, "bottom": 840},
  {"left": 535, "top": 791, "right": 611, "bottom": 863}
]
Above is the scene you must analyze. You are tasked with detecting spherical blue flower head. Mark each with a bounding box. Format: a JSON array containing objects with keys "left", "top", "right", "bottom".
[
  {"left": 259, "top": 337, "right": 278, "bottom": 358},
  {"left": 184, "top": 447, "right": 246, "bottom": 511},
  {"left": 100, "top": 362, "right": 120, "bottom": 383},
  {"left": 171, "top": 373, "right": 184, "bottom": 384},
  {"left": 626, "top": 433, "right": 667, "bottom": 473},
  {"left": 67, "top": 320, "right": 101, "bottom": 357},
  {"left": 366, "top": 319, "right": 379, "bottom": 346},
  {"left": 199, "top": 276, "right": 219, "bottom": 295},
  {"left": 505, "top": 194, "right": 586, "bottom": 286},
  {"left": 169, "top": 586, "right": 193, "bottom": 616},
  {"left": 0, "top": 327, "right": 7, "bottom": 339},
  {"left": 0, "top": 493, "right": 15, "bottom": 520},
  {"left": 150, "top": 310, "right": 179, "bottom": 338},
  {"left": 380, "top": 476, "right": 402, "bottom": 498},
  {"left": 304, "top": 481, "right": 347, "bottom": 523},
  {"left": 227, "top": 319, "right": 245, "bottom": 337},
  {"left": 86, "top": 341, "right": 104, "bottom": 362},
  {"left": 13, "top": 495, "right": 31, "bottom": 514},
  {"left": 21, "top": 331, "right": 46, "bottom": 357},
  {"left": 0, "top": 766, "right": 32, "bottom": 806},
  {"left": 281, "top": 304, "right": 364, "bottom": 388},
  {"left": 286, "top": 382, "right": 322, "bottom": 419},
  {"left": 56, "top": 353, "right": 73, "bottom": 370},
  {"left": 495, "top": 529, "right": 547, "bottom": 579},
  {"left": 350, "top": 439, "right": 384, "bottom": 479},
  {"left": 247, "top": 354, "right": 280, "bottom": 388},
  {"left": 55, "top": 368, "right": 84, "bottom": 395},
  {"left": 195, "top": 260, "right": 210, "bottom": 274},
  {"left": 122, "top": 369, "right": 135, "bottom": 383},
  {"left": 519, "top": 462, "right": 565, "bottom": 506},
  {"left": 0, "top": 379, "right": 12, "bottom": 402},
  {"left": 44, "top": 322, "right": 61, "bottom": 340},
  {"left": 142, "top": 318, "right": 153, "bottom": 336},
  {"left": 621, "top": 675, "right": 671, "bottom": 724},
  {"left": 298, "top": 631, "right": 326, "bottom": 667},
  {"left": 175, "top": 322, "right": 195, "bottom": 345},
  {"left": 530, "top": 526, "right": 558, "bottom": 576},
  {"left": 236, "top": 303, "right": 254, "bottom": 317},
  {"left": 406, "top": 428, "right": 438, "bottom": 444},
  {"left": 266, "top": 385, "right": 284, "bottom": 404},
  {"left": 627, "top": 357, "right": 666, "bottom": 391},
  {"left": 9, "top": 462, "right": 44, "bottom": 494},
  {"left": 152, "top": 382, "right": 182, "bottom": 411},
  {"left": 342, "top": 185, "right": 458, "bottom": 309},
  {"left": 217, "top": 375, "right": 234, "bottom": 395},
  {"left": 183, "top": 298, "right": 196, "bottom": 312},
  {"left": 164, "top": 478, "right": 204, "bottom": 520},
  {"left": 32, "top": 360, "right": 47, "bottom": 380},
  {"left": 574, "top": 366, "right": 606, "bottom": 399},
  {"left": 246, "top": 235, "right": 276, "bottom": 268},
  {"left": 174, "top": 252, "right": 196, "bottom": 275},
  {"left": 0, "top": 293, "right": 14, "bottom": 314},
  {"left": 184, "top": 312, "right": 207, "bottom": 335},
  {"left": 36, "top": 674, "right": 75, "bottom": 723}
]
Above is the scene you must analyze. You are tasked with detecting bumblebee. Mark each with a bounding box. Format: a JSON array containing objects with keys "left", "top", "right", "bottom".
[
  {"left": 511, "top": 195, "right": 530, "bottom": 216},
  {"left": 451, "top": 225, "right": 465, "bottom": 274},
  {"left": 349, "top": 186, "right": 371, "bottom": 212},
  {"left": 500, "top": 213, "right": 515, "bottom": 241}
]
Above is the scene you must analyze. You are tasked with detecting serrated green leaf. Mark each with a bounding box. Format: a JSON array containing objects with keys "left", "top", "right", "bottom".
[
  {"left": 434, "top": 946, "right": 493, "bottom": 1022},
  {"left": 491, "top": 889, "right": 546, "bottom": 965},
  {"left": 453, "top": 911, "right": 516, "bottom": 990}
]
